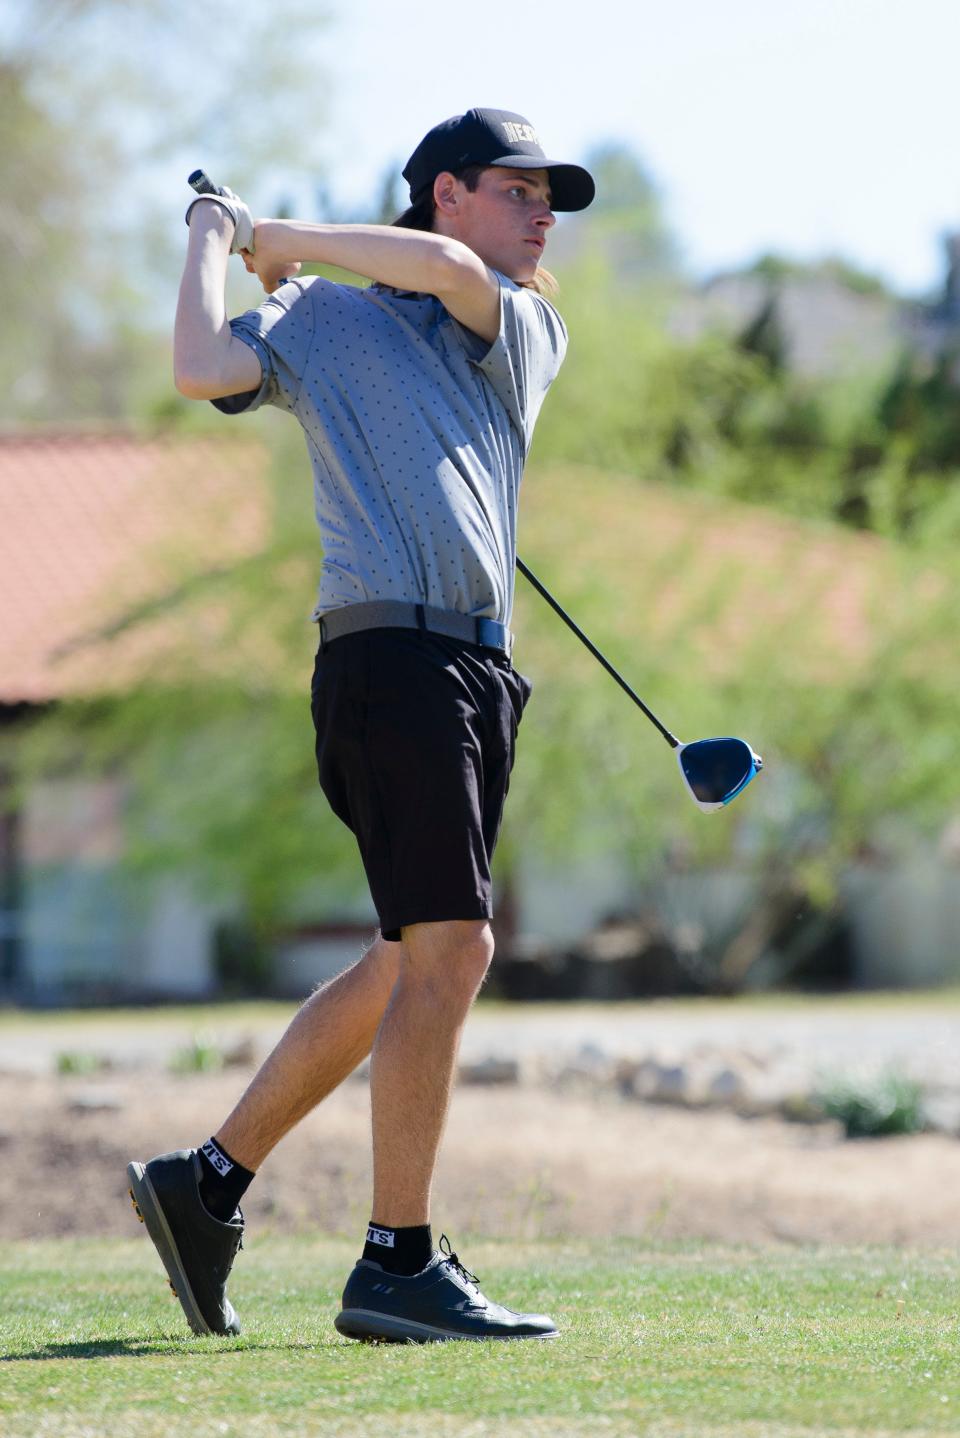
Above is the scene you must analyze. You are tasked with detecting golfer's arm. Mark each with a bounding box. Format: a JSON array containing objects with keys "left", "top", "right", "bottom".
[
  {"left": 254, "top": 220, "right": 500, "bottom": 342},
  {"left": 174, "top": 207, "right": 263, "bottom": 400}
]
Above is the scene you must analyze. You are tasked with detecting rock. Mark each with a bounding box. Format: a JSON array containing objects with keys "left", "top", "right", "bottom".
[
  {"left": 549, "top": 1043, "right": 619, "bottom": 1094},
  {"left": 705, "top": 1066, "right": 745, "bottom": 1104},
  {"left": 458, "top": 1056, "right": 520, "bottom": 1086},
  {"left": 222, "top": 1035, "right": 258, "bottom": 1067},
  {"left": 734, "top": 1064, "right": 817, "bottom": 1117},
  {"left": 780, "top": 1092, "right": 828, "bottom": 1124},
  {"left": 621, "top": 1057, "right": 691, "bottom": 1105},
  {"left": 921, "top": 1090, "right": 960, "bottom": 1136},
  {"left": 65, "top": 1089, "right": 124, "bottom": 1113}
]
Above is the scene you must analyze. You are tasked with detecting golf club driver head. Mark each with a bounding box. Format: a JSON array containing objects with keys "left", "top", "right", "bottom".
[{"left": 675, "top": 737, "right": 763, "bottom": 813}]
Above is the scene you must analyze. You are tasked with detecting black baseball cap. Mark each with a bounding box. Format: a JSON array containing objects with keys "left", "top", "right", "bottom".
[{"left": 403, "top": 108, "right": 595, "bottom": 213}]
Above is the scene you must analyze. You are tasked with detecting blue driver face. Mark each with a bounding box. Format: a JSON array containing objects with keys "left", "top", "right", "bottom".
[{"left": 678, "top": 738, "right": 762, "bottom": 806}]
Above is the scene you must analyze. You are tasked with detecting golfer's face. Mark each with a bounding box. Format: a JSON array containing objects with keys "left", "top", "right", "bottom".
[{"left": 455, "top": 168, "right": 555, "bottom": 282}]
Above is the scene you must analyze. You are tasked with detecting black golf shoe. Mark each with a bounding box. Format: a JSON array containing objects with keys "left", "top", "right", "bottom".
[
  {"left": 127, "top": 1149, "right": 243, "bottom": 1336},
  {"left": 335, "top": 1234, "right": 558, "bottom": 1343}
]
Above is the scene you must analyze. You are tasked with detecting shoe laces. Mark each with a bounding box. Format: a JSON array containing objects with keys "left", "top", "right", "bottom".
[{"left": 438, "top": 1233, "right": 478, "bottom": 1288}]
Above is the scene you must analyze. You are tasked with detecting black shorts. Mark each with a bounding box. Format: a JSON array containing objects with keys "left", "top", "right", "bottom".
[{"left": 310, "top": 627, "right": 532, "bottom": 941}]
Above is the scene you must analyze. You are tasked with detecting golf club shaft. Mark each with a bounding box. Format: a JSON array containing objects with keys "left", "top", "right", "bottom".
[{"left": 516, "top": 557, "right": 679, "bottom": 749}]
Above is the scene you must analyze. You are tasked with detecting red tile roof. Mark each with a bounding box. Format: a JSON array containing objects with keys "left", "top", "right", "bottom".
[{"left": 1, "top": 433, "right": 273, "bottom": 704}]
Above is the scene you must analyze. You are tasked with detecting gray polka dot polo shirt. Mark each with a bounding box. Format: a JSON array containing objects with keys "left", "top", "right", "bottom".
[{"left": 212, "top": 272, "right": 567, "bottom": 625}]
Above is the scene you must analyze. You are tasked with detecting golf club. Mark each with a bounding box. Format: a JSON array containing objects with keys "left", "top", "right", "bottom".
[
  {"left": 187, "top": 169, "right": 763, "bottom": 813},
  {"left": 516, "top": 558, "right": 763, "bottom": 812}
]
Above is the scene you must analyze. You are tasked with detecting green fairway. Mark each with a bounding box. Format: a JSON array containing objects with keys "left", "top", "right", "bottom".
[{"left": 1, "top": 1238, "right": 958, "bottom": 1437}]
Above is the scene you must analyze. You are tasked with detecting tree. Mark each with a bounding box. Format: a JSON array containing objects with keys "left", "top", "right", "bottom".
[
  {"left": 736, "top": 293, "right": 787, "bottom": 375},
  {"left": 547, "top": 142, "right": 678, "bottom": 284},
  {"left": 1, "top": 0, "right": 333, "bottom": 424}
]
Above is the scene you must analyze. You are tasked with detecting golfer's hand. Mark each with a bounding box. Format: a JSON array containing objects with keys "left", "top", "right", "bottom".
[
  {"left": 185, "top": 187, "right": 254, "bottom": 255},
  {"left": 240, "top": 241, "right": 302, "bottom": 295}
]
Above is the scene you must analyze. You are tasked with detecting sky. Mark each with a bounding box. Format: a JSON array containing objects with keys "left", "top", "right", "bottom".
[{"left": 315, "top": 0, "right": 960, "bottom": 296}]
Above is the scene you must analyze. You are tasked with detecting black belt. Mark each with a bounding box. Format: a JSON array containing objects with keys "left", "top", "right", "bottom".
[{"left": 317, "top": 600, "right": 513, "bottom": 657}]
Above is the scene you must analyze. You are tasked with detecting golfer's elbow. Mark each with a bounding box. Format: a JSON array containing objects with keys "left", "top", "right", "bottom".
[
  {"left": 173, "top": 352, "right": 227, "bottom": 400},
  {"left": 174, "top": 367, "right": 214, "bottom": 400},
  {"left": 173, "top": 317, "right": 235, "bottom": 398}
]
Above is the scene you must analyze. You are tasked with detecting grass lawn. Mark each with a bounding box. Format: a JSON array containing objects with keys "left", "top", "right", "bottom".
[{"left": 1, "top": 1237, "right": 958, "bottom": 1437}]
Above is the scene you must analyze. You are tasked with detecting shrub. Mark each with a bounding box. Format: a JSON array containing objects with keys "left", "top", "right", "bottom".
[{"left": 817, "top": 1069, "right": 925, "bottom": 1137}]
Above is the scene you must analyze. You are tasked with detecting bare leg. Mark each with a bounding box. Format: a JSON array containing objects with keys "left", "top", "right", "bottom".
[
  {"left": 214, "top": 934, "right": 402, "bottom": 1171},
  {"left": 368, "top": 919, "right": 493, "bottom": 1227}
]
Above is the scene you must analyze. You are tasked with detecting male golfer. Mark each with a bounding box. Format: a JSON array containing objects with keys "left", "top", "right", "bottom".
[{"left": 127, "top": 108, "right": 595, "bottom": 1343}]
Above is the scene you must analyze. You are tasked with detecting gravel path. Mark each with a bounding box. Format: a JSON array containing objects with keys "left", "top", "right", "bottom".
[
  {"left": 3, "top": 996, "right": 958, "bottom": 1084},
  {"left": 2, "top": 997, "right": 959, "bottom": 1249}
]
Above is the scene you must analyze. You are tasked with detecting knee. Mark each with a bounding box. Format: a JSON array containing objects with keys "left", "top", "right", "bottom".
[
  {"left": 403, "top": 920, "right": 494, "bottom": 1001},
  {"left": 457, "top": 924, "right": 495, "bottom": 991}
]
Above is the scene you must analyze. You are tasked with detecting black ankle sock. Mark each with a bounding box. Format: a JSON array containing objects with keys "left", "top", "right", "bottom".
[
  {"left": 196, "top": 1138, "right": 254, "bottom": 1223},
  {"left": 362, "top": 1222, "right": 433, "bottom": 1276}
]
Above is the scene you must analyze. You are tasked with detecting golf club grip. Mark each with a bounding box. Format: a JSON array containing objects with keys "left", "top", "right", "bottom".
[
  {"left": 516, "top": 556, "right": 678, "bottom": 748},
  {"left": 188, "top": 169, "right": 228, "bottom": 197}
]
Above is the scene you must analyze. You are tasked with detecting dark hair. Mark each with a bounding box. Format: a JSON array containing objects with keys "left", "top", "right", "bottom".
[
  {"left": 392, "top": 164, "right": 486, "bottom": 232},
  {"left": 392, "top": 165, "right": 558, "bottom": 298}
]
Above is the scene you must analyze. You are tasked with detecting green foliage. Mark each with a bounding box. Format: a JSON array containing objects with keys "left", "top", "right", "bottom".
[
  {"left": 0, "top": 44, "right": 115, "bottom": 420},
  {"left": 536, "top": 144, "right": 679, "bottom": 332},
  {"left": 543, "top": 251, "right": 960, "bottom": 543},
  {"left": 584, "top": 143, "right": 665, "bottom": 215},
  {"left": 213, "top": 920, "right": 275, "bottom": 997},
  {"left": 169, "top": 1031, "right": 224, "bottom": 1074},
  {"left": 749, "top": 250, "right": 891, "bottom": 297},
  {"left": 565, "top": 142, "right": 678, "bottom": 281},
  {"left": 539, "top": 264, "right": 834, "bottom": 523},
  {"left": 1, "top": 0, "right": 333, "bottom": 424},
  {"left": 54, "top": 1050, "right": 104, "bottom": 1076},
  {"left": 817, "top": 1070, "right": 926, "bottom": 1138},
  {"left": 877, "top": 351, "right": 960, "bottom": 474},
  {"left": 736, "top": 293, "right": 788, "bottom": 373}
]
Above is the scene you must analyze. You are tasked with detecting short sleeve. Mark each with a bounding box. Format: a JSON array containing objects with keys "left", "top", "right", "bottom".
[
  {"left": 454, "top": 273, "right": 568, "bottom": 448},
  {"left": 211, "top": 278, "right": 315, "bottom": 417}
]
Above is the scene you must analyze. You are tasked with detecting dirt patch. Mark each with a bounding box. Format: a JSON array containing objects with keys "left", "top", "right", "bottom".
[{"left": 3, "top": 1068, "right": 958, "bottom": 1247}]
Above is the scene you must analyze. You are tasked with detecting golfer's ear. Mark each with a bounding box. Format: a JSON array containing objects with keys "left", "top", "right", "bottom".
[{"left": 433, "top": 172, "right": 459, "bottom": 217}]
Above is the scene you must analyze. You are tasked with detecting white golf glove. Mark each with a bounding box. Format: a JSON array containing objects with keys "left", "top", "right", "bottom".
[{"left": 184, "top": 186, "right": 255, "bottom": 254}]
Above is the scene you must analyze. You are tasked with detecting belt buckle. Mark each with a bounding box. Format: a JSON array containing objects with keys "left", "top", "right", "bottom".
[{"left": 475, "top": 616, "right": 510, "bottom": 656}]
